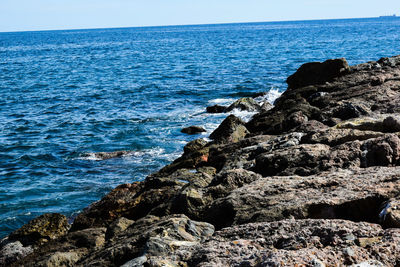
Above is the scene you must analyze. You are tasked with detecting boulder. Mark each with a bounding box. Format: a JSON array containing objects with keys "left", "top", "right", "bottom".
[
  {"left": 209, "top": 115, "right": 249, "bottom": 144},
  {"left": 8, "top": 213, "right": 69, "bottom": 246},
  {"left": 286, "top": 58, "right": 350, "bottom": 89},
  {"left": 225, "top": 97, "right": 261, "bottom": 112},
  {"left": 206, "top": 104, "right": 226, "bottom": 113},
  {"left": 183, "top": 138, "right": 208, "bottom": 154},
  {"left": 181, "top": 126, "right": 206, "bottom": 135},
  {"left": 78, "top": 215, "right": 215, "bottom": 266}
]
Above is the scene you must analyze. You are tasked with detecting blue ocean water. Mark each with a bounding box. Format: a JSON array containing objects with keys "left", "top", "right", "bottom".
[{"left": 1, "top": 18, "right": 400, "bottom": 238}]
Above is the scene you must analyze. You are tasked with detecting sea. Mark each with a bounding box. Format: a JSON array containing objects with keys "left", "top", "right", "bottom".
[{"left": 1, "top": 17, "right": 400, "bottom": 238}]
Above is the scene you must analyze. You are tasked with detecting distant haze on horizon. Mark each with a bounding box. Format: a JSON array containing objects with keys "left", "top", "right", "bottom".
[{"left": 1, "top": 0, "right": 400, "bottom": 32}]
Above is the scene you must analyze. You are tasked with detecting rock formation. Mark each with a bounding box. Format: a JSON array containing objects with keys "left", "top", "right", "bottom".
[{"left": 3, "top": 56, "right": 400, "bottom": 266}]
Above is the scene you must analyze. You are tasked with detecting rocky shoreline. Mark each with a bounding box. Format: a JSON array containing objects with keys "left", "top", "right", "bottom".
[{"left": 2, "top": 56, "right": 400, "bottom": 266}]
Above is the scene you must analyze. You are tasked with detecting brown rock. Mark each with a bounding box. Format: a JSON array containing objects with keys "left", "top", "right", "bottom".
[
  {"left": 173, "top": 219, "right": 398, "bottom": 266},
  {"left": 8, "top": 213, "right": 69, "bottom": 246},
  {"left": 209, "top": 115, "right": 249, "bottom": 144}
]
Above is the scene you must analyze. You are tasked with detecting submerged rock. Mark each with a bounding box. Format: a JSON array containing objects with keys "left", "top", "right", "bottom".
[
  {"left": 81, "top": 150, "right": 132, "bottom": 160},
  {"left": 181, "top": 126, "right": 206, "bottom": 135},
  {"left": 206, "top": 104, "right": 227, "bottom": 113}
]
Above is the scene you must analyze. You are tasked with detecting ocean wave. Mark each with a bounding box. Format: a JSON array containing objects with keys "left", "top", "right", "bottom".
[
  {"left": 255, "top": 87, "right": 283, "bottom": 105},
  {"left": 208, "top": 98, "right": 235, "bottom": 105}
]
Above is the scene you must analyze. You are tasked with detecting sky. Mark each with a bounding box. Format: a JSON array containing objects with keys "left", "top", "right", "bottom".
[{"left": 1, "top": 0, "right": 400, "bottom": 32}]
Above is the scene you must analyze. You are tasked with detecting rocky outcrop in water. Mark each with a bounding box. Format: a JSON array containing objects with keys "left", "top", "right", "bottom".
[{"left": 4, "top": 55, "right": 400, "bottom": 266}]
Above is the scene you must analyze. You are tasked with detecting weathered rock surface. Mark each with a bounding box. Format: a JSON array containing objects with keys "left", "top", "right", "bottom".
[
  {"left": 209, "top": 114, "right": 249, "bottom": 144},
  {"left": 170, "top": 219, "right": 400, "bottom": 266},
  {"left": 8, "top": 55, "right": 400, "bottom": 266},
  {"left": 226, "top": 97, "right": 261, "bottom": 112}
]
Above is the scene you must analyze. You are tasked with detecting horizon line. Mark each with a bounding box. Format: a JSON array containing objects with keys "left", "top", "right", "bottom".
[{"left": 0, "top": 15, "right": 392, "bottom": 34}]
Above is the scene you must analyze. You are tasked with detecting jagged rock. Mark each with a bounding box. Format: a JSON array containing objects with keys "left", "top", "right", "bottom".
[
  {"left": 206, "top": 104, "right": 226, "bottom": 113},
  {"left": 380, "top": 198, "right": 400, "bottom": 228},
  {"left": 209, "top": 115, "right": 249, "bottom": 144},
  {"left": 170, "top": 219, "right": 399, "bottom": 266},
  {"left": 8, "top": 213, "right": 69, "bottom": 246},
  {"left": 181, "top": 126, "right": 206, "bottom": 135},
  {"left": 302, "top": 128, "right": 383, "bottom": 146},
  {"left": 207, "top": 169, "right": 262, "bottom": 199},
  {"left": 254, "top": 141, "right": 361, "bottom": 177},
  {"left": 225, "top": 97, "right": 261, "bottom": 112},
  {"left": 260, "top": 101, "right": 273, "bottom": 112},
  {"left": 68, "top": 228, "right": 106, "bottom": 249},
  {"left": 71, "top": 181, "right": 183, "bottom": 230},
  {"left": 332, "top": 102, "right": 370, "bottom": 120},
  {"left": 40, "top": 251, "right": 81, "bottom": 267},
  {"left": 78, "top": 215, "right": 214, "bottom": 266},
  {"left": 286, "top": 58, "right": 350, "bottom": 89},
  {"left": 0, "top": 239, "right": 33, "bottom": 266},
  {"left": 361, "top": 134, "right": 400, "bottom": 167},
  {"left": 205, "top": 167, "right": 400, "bottom": 229},
  {"left": 183, "top": 138, "right": 208, "bottom": 154},
  {"left": 106, "top": 217, "right": 135, "bottom": 240},
  {"left": 282, "top": 110, "right": 309, "bottom": 130}
]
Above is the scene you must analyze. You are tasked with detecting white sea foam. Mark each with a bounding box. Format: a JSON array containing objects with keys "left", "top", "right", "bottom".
[
  {"left": 79, "top": 148, "right": 166, "bottom": 161},
  {"left": 255, "top": 87, "right": 283, "bottom": 105},
  {"left": 228, "top": 109, "right": 257, "bottom": 122},
  {"left": 208, "top": 98, "right": 235, "bottom": 105}
]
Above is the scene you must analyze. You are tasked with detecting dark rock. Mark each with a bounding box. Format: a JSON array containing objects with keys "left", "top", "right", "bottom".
[
  {"left": 68, "top": 228, "right": 106, "bottom": 249},
  {"left": 105, "top": 217, "right": 134, "bottom": 240},
  {"left": 361, "top": 134, "right": 400, "bottom": 167},
  {"left": 206, "top": 104, "right": 227, "bottom": 113},
  {"left": 181, "top": 126, "right": 206, "bottom": 135},
  {"left": 332, "top": 102, "right": 370, "bottom": 120},
  {"left": 81, "top": 151, "right": 132, "bottom": 160},
  {"left": 282, "top": 110, "right": 309, "bottom": 131},
  {"left": 225, "top": 97, "right": 261, "bottom": 112},
  {"left": 71, "top": 181, "right": 183, "bottom": 230},
  {"left": 209, "top": 115, "right": 249, "bottom": 144},
  {"left": 286, "top": 58, "right": 350, "bottom": 89},
  {"left": 183, "top": 138, "right": 208, "bottom": 154},
  {"left": 383, "top": 116, "right": 400, "bottom": 132},
  {"left": 8, "top": 213, "right": 69, "bottom": 246}
]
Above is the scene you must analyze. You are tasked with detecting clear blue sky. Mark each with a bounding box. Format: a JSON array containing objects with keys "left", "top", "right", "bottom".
[{"left": 1, "top": 0, "right": 400, "bottom": 32}]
